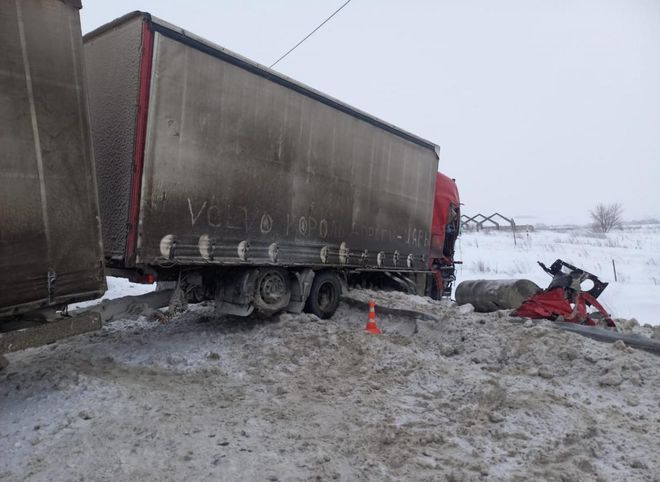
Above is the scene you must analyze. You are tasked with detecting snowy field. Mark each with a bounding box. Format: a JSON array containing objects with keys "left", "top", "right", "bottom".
[{"left": 456, "top": 224, "right": 660, "bottom": 326}]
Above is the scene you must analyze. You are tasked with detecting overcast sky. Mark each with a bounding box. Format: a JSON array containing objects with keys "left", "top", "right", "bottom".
[{"left": 80, "top": 0, "right": 660, "bottom": 225}]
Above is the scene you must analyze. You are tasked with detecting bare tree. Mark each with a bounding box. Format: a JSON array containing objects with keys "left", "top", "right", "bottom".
[{"left": 590, "top": 203, "right": 623, "bottom": 232}]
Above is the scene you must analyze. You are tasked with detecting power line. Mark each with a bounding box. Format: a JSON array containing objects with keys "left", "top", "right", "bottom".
[{"left": 270, "top": 0, "right": 353, "bottom": 69}]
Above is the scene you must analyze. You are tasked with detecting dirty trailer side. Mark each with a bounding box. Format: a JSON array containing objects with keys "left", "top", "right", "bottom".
[
  {"left": 84, "top": 12, "right": 443, "bottom": 318},
  {"left": 0, "top": 0, "right": 105, "bottom": 320}
]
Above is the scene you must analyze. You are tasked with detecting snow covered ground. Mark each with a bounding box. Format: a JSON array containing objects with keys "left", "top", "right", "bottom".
[
  {"left": 2, "top": 293, "right": 660, "bottom": 481},
  {"left": 71, "top": 277, "right": 157, "bottom": 310},
  {"left": 456, "top": 224, "right": 660, "bottom": 326},
  {"left": 2, "top": 225, "right": 660, "bottom": 481}
]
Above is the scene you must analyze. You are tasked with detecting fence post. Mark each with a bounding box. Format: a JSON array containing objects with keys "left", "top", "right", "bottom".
[
  {"left": 512, "top": 219, "right": 517, "bottom": 246},
  {"left": 612, "top": 259, "right": 618, "bottom": 282}
]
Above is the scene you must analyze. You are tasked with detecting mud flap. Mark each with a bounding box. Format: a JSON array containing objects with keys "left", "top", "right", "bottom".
[
  {"left": 214, "top": 270, "right": 257, "bottom": 317},
  {"left": 287, "top": 269, "right": 315, "bottom": 314}
]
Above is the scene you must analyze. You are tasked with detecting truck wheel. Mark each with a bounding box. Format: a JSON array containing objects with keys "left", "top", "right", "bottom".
[
  {"left": 253, "top": 268, "right": 291, "bottom": 316},
  {"left": 305, "top": 271, "right": 341, "bottom": 319}
]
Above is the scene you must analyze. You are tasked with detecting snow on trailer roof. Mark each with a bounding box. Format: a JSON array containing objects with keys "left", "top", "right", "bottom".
[{"left": 84, "top": 11, "right": 440, "bottom": 157}]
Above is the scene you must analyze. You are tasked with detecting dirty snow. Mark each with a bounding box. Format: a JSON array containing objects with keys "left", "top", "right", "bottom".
[
  {"left": 2, "top": 224, "right": 660, "bottom": 480},
  {"left": 2, "top": 288, "right": 660, "bottom": 481}
]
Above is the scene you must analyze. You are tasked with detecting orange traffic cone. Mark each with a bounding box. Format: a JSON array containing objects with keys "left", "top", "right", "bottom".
[{"left": 365, "top": 299, "right": 382, "bottom": 334}]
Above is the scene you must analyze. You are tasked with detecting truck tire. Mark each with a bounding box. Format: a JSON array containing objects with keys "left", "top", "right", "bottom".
[
  {"left": 304, "top": 271, "right": 341, "bottom": 319},
  {"left": 253, "top": 268, "right": 291, "bottom": 316}
]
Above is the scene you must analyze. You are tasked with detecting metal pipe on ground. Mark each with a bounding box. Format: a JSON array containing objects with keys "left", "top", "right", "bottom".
[{"left": 455, "top": 279, "right": 542, "bottom": 312}]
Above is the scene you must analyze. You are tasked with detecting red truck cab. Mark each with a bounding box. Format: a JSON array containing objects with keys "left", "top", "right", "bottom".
[{"left": 429, "top": 173, "right": 460, "bottom": 297}]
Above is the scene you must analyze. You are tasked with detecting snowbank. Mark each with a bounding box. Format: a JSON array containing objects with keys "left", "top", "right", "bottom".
[{"left": 2, "top": 291, "right": 659, "bottom": 481}]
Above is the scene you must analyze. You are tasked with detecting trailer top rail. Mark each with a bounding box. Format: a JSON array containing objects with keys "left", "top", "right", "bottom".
[{"left": 84, "top": 11, "right": 440, "bottom": 155}]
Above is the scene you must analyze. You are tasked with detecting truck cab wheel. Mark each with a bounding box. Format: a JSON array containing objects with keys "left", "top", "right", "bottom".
[
  {"left": 304, "top": 271, "right": 341, "bottom": 319},
  {"left": 253, "top": 268, "right": 291, "bottom": 316}
]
